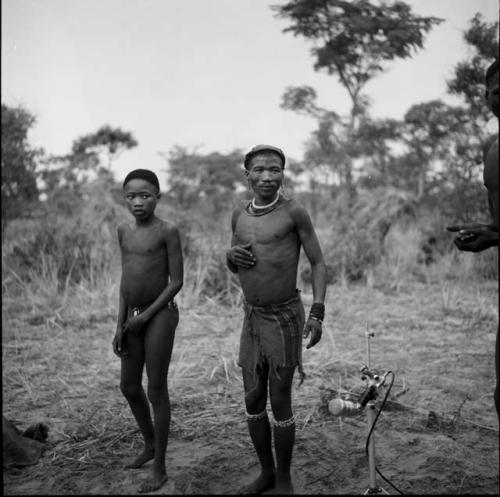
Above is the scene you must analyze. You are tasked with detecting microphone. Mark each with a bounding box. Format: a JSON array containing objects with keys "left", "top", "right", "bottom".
[{"left": 328, "top": 398, "right": 361, "bottom": 417}]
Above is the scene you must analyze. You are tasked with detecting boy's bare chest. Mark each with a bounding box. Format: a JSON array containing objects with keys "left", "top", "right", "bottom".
[
  {"left": 235, "top": 209, "right": 296, "bottom": 245},
  {"left": 121, "top": 228, "right": 165, "bottom": 256}
]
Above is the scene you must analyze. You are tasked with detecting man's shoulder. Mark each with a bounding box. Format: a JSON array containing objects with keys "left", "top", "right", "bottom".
[
  {"left": 483, "top": 133, "right": 498, "bottom": 161},
  {"left": 232, "top": 199, "right": 249, "bottom": 217},
  {"left": 282, "top": 196, "right": 308, "bottom": 216}
]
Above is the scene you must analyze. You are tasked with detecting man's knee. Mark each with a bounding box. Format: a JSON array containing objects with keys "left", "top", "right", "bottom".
[{"left": 147, "top": 384, "right": 168, "bottom": 406}]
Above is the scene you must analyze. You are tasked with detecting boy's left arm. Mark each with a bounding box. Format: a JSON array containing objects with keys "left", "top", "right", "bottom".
[
  {"left": 293, "top": 204, "right": 327, "bottom": 349},
  {"left": 123, "top": 225, "right": 184, "bottom": 332}
]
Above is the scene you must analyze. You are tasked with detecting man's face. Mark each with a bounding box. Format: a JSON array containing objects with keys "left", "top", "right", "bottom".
[
  {"left": 486, "top": 70, "right": 499, "bottom": 117},
  {"left": 123, "top": 179, "right": 159, "bottom": 220},
  {"left": 246, "top": 152, "right": 284, "bottom": 200}
]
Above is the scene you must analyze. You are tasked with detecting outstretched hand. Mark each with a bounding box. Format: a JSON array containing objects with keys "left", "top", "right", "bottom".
[
  {"left": 226, "top": 243, "right": 256, "bottom": 269},
  {"left": 446, "top": 223, "right": 498, "bottom": 252},
  {"left": 304, "top": 318, "right": 322, "bottom": 349}
]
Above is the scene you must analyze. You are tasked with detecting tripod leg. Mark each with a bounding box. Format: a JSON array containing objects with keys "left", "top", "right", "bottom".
[{"left": 367, "top": 402, "right": 377, "bottom": 491}]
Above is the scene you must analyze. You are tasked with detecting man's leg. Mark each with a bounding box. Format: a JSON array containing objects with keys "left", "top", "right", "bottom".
[
  {"left": 140, "top": 305, "right": 178, "bottom": 493},
  {"left": 240, "top": 363, "right": 276, "bottom": 494},
  {"left": 269, "top": 366, "right": 296, "bottom": 494},
  {"left": 120, "top": 333, "right": 155, "bottom": 468}
]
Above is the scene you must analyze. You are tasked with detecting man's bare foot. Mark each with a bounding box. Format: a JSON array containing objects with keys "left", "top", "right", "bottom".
[
  {"left": 138, "top": 471, "right": 168, "bottom": 493},
  {"left": 238, "top": 472, "right": 275, "bottom": 494},
  {"left": 124, "top": 448, "right": 155, "bottom": 469}
]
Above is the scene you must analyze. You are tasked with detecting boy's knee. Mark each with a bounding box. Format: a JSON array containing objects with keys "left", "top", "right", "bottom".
[
  {"left": 147, "top": 385, "right": 167, "bottom": 405},
  {"left": 120, "top": 382, "right": 142, "bottom": 400}
]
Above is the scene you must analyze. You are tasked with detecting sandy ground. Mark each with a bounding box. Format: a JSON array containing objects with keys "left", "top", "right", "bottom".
[{"left": 3, "top": 280, "right": 499, "bottom": 495}]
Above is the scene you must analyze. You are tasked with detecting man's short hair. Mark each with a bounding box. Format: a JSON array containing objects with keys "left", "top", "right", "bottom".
[
  {"left": 485, "top": 58, "right": 499, "bottom": 86},
  {"left": 123, "top": 169, "right": 160, "bottom": 192},
  {"left": 244, "top": 144, "right": 286, "bottom": 170}
]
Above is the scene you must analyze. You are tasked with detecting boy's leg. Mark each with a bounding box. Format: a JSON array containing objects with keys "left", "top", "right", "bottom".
[
  {"left": 140, "top": 305, "right": 178, "bottom": 493},
  {"left": 120, "top": 333, "right": 155, "bottom": 468},
  {"left": 269, "top": 366, "right": 296, "bottom": 494},
  {"left": 239, "top": 364, "right": 276, "bottom": 494}
]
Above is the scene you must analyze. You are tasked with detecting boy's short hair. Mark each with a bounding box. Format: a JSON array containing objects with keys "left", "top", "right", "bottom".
[
  {"left": 244, "top": 144, "right": 286, "bottom": 170},
  {"left": 123, "top": 169, "right": 160, "bottom": 191},
  {"left": 485, "top": 58, "right": 499, "bottom": 86}
]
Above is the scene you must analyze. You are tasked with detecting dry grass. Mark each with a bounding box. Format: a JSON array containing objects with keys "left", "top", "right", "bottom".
[
  {"left": 2, "top": 193, "right": 499, "bottom": 494},
  {"left": 3, "top": 267, "right": 499, "bottom": 494}
]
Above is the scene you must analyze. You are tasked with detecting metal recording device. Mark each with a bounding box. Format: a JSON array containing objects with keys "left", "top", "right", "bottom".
[
  {"left": 328, "top": 327, "right": 394, "bottom": 495},
  {"left": 328, "top": 366, "right": 389, "bottom": 417}
]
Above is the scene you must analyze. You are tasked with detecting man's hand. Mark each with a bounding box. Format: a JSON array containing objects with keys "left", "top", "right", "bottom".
[
  {"left": 112, "top": 329, "right": 128, "bottom": 357},
  {"left": 226, "top": 243, "right": 256, "bottom": 269},
  {"left": 446, "top": 223, "right": 498, "bottom": 252},
  {"left": 122, "top": 314, "right": 146, "bottom": 335},
  {"left": 304, "top": 318, "right": 322, "bottom": 349}
]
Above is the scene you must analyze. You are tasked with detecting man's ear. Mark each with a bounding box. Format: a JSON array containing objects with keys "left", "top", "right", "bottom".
[
  {"left": 243, "top": 169, "right": 249, "bottom": 177},
  {"left": 156, "top": 192, "right": 161, "bottom": 200}
]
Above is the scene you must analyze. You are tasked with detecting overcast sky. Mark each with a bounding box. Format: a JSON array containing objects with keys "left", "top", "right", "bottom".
[{"left": 2, "top": 0, "right": 498, "bottom": 186}]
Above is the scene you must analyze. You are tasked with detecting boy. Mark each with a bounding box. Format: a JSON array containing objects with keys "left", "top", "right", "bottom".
[
  {"left": 447, "top": 59, "right": 499, "bottom": 419},
  {"left": 112, "top": 168, "right": 183, "bottom": 493},
  {"left": 226, "top": 144, "right": 327, "bottom": 494}
]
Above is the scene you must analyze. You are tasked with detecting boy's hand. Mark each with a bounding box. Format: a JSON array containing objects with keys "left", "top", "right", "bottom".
[
  {"left": 304, "top": 318, "right": 322, "bottom": 349},
  {"left": 122, "top": 315, "right": 146, "bottom": 335},
  {"left": 112, "top": 329, "right": 128, "bottom": 357},
  {"left": 226, "top": 243, "right": 256, "bottom": 269},
  {"left": 446, "top": 223, "right": 498, "bottom": 252}
]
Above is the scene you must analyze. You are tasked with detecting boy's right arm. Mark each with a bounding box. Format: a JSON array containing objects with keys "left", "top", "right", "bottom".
[{"left": 113, "top": 226, "right": 128, "bottom": 356}]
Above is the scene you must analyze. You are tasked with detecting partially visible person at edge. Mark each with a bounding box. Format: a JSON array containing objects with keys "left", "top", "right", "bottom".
[
  {"left": 226, "top": 144, "right": 327, "bottom": 494},
  {"left": 112, "top": 169, "right": 183, "bottom": 493},
  {"left": 447, "top": 58, "right": 499, "bottom": 420}
]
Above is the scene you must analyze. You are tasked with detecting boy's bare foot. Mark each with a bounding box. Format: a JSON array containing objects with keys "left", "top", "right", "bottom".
[
  {"left": 138, "top": 471, "right": 168, "bottom": 493},
  {"left": 271, "top": 475, "right": 294, "bottom": 495},
  {"left": 124, "top": 448, "right": 155, "bottom": 469},
  {"left": 238, "top": 472, "right": 275, "bottom": 494}
]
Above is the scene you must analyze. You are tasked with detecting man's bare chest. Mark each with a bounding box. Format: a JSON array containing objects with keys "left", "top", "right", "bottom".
[
  {"left": 235, "top": 209, "right": 296, "bottom": 245},
  {"left": 484, "top": 137, "right": 499, "bottom": 191}
]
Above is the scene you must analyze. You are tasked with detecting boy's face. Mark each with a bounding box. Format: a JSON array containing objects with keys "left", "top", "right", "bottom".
[
  {"left": 246, "top": 152, "right": 284, "bottom": 200},
  {"left": 123, "top": 179, "right": 160, "bottom": 221},
  {"left": 486, "top": 70, "right": 499, "bottom": 117}
]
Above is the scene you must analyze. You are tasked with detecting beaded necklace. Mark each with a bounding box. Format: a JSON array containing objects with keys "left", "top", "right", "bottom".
[{"left": 251, "top": 192, "right": 280, "bottom": 211}]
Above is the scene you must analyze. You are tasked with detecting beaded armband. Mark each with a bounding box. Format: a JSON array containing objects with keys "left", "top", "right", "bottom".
[{"left": 309, "top": 302, "right": 325, "bottom": 324}]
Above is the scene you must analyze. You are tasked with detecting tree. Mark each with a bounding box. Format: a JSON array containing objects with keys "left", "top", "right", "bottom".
[
  {"left": 440, "top": 13, "right": 499, "bottom": 222},
  {"left": 447, "top": 13, "right": 499, "bottom": 115},
  {"left": 273, "top": 0, "right": 443, "bottom": 204},
  {"left": 1, "top": 104, "right": 42, "bottom": 229},
  {"left": 160, "top": 146, "right": 246, "bottom": 214},
  {"left": 71, "top": 125, "right": 138, "bottom": 171},
  {"left": 39, "top": 125, "right": 138, "bottom": 201}
]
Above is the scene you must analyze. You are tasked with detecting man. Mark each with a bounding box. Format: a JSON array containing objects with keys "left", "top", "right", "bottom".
[
  {"left": 226, "top": 144, "right": 327, "bottom": 494},
  {"left": 447, "top": 59, "right": 499, "bottom": 419}
]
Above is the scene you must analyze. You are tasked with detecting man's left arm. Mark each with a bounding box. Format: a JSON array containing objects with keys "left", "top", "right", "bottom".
[{"left": 292, "top": 204, "right": 327, "bottom": 349}]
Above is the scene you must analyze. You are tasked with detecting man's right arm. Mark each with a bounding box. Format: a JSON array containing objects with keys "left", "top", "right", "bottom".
[{"left": 226, "top": 206, "right": 255, "bottom": 272}]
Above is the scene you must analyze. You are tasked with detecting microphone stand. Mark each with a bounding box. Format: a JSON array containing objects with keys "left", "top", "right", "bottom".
[{"left": 361, "top": 330, "right": 390, "bottom": 495}]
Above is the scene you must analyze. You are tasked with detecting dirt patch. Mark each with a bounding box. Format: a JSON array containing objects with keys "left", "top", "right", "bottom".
[{"left": 3, "top": 280, "right": 499, "bottom": 494}]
